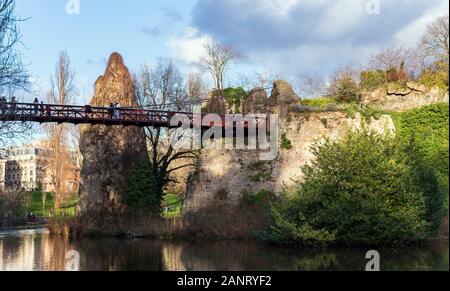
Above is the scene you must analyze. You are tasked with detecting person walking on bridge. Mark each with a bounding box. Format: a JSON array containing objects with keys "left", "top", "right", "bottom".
[
  {"left": 33, "top": 98, "right": 39, "bottom": 115},
  {"left": 108, "top": 103, "right": 114, "bottom": 119},
  {"left": 46, "top": 104, "right": 51, "bottom": 117},
  {"left": 114, "top": 102, "right": 121, "bottom": 119},
  {"left": 10, "top": 96, "right": 17, "bottom": 114},
  {"left": 0, "top": 96, "right": 6, "bottom": 114},
  {"left": 40, "top": 101, "right": 45, "bottom": 115}
]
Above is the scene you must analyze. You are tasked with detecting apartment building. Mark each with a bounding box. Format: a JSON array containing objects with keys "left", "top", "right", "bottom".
[{"left": 0, "top": 141, "right": 79, "bottom": 193}]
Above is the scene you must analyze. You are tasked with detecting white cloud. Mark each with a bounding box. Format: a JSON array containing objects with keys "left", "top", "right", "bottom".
[
  {"left": 257, "top": 0, "right": 300, "bottom": 15},
  {"left": 189, "top": 0, "right": 448, "bottom": 77},
  {"left": 167, "top": 27, "right": 212, "bottom": 65},
  {"left": 393, "top": 0, "right": 449, "bottom": 45},
  {"left": 314, "top": 0, "right": 365, "bottom": 38}
]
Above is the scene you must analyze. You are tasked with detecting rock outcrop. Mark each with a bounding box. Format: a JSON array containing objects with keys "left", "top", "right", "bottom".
[
  {"left": 204, "top": 92, "right": 227, "bottom": 114},
  {"left": 242, "top": 88, "right": 268, "bottom": 115},
  {"left": 360, "top": 84, "right": 449, "bottom": 111},
  {"left": 268, "top": 80, "right": 300, "bottom": 106},
  {"left": 183, "top": 110, "right": 395, "bottom": 213},
  {"left": 78, "top": 52, "right": 148, "bottom": 223},
  {"left": 266, "top": 80, "right": 301, "bottom": 118},
  {"left": 182, "top": 79, "right": 450, "bottom": 214}
]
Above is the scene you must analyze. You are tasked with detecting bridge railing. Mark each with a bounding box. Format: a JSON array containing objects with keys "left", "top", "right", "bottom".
[
  {"left": 0, "top": 102, "right": 177, "bottom": 125},
  {"left": 0, "top": 102, "right": 267, "bottom": 130}
]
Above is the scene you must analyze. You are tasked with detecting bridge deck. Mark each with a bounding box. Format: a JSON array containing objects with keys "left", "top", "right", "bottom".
[{"left": 0, "top": 102, "right": 266, "bottom": 130}]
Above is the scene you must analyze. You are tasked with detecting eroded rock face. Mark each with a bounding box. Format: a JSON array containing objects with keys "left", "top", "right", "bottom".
[
  {"left": 204, "top": 92, "right": 227, "bottom": 114},
  {"left": 268, "top": 80, "right": 300, "bottom": 106},
  {"left": 183, "top": 111, "right": 396, "bottom": 213},
  {"left": 78, "top": 52, "right": 148, "bottom": 222},
  {"left": 266, "top": 80, "right": 301, "bottom": 118},
  {"left": 242, "top": 88, "right": 268, "bottom": 115},
  {"left": 360, "top": 85, "right": 449, "bottom": 111}
]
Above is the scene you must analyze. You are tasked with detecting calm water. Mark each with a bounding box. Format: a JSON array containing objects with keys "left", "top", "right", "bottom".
[{"left": 0, "top": 228, "right": 448, "bottom": 271}]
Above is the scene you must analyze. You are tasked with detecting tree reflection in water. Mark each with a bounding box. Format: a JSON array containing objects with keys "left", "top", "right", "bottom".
[{"left": 0, "top": 229, "right": 448, "bottom": 271}]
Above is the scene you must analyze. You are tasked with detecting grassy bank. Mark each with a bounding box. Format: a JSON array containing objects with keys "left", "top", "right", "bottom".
[
  {"left": 22, "top": 191, "right": 78, "bottom": 217},
  {"left": 162, "top": 194, "right": 183, "bottom": 219}
]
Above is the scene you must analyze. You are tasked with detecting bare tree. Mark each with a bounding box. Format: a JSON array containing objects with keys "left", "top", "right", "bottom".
[
  {"left": 418, "top": 15, "right": 449, "bottom": 69},
  {"left": 186, "top": 73, "right": 207, "bottom": 102},
  {"left": 297, "top": 74, "right": 328, "bottom": 98},
  {"left": 369, "top": 46, "right": 412, "bottom": 71},
  {"left": 135, "top": 59, "right": 199, "bottom": 201},
  {"left": 0, "top": 0, "right": 30, "bottom": 148},
  {"left": 235, "top": 71, "right": 284, "bottom": 91},
  {"left": 199, "top": 39, "right": 240, "bottom": 94},
  {"left": 45, "top": 51, "right": 77, "bottom": 209},
  {"left": 0, "top": 0, "right": 28, "bottom": 91}
]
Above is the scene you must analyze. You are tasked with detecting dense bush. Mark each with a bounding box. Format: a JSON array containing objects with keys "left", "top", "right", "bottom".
[
  {"left": 360, "top": 70, "right": 387, "bottom": 91},
  {"left": 418, "top": 61, "right": 449, "bottom": 90},
  {"left": 267, "top": 130, "right": 444, "bottom": 245},
  {"left": 391, "top": 103, "right": 449, "bottom": 210},
  {"left": 360, "top": 66, "right": 411, "bottom": 92},
  {"left": 409, "top": 152, "right": 446, "bottom": 234},
  {"left": 223, "top": 87, "right": 247, "bottom": 113},
  {"left": 386, "top": 66, "right": 408, "bottom": 84},
  {"left": 329, "top": 77, "right": 361, "bottom": 103},
  {"left": 124, "top": 160, "right": 161, "bottom": 213}
]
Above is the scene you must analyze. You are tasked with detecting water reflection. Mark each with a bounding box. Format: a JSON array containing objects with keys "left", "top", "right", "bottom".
[{"left": 0, "top": 229, "right": 448, "bottom": 271}]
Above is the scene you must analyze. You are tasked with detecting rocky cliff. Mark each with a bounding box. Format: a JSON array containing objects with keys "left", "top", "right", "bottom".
[
  {"left": 360, "top": 83, "right": 449, "bottom": 111},
  {"left": 183, "top": 110, "right": 395, "bottom": 213},
  {"left": 78, "top": 53, "right": 148, "bottom": 223},
  {"left": 183, "top": 81, "right": 449, "bottom": 214}
]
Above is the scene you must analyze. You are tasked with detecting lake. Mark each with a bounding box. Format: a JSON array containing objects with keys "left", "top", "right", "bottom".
[{"left": 0, "top": 228, "right": 448, "bottom": 271}]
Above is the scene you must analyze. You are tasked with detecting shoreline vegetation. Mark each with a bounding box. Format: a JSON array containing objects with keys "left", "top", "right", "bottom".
[{"left": 45, "top": 216, "right": 448, "bottom": 249}]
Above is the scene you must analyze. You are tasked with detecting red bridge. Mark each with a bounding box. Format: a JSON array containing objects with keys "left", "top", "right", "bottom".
[{"left": 0, "top": 102, "right": 267, "bottom": 131}]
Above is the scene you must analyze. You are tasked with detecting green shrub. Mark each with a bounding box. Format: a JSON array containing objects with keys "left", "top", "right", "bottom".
[
  {"left": 360, "top": 105, "right": 385, "bottom": 121},
  {"left": 329, "top": 77, "right": 361, "bottom": 103},
  {"left": 124, "top": 160, "right": 161, "bottom": 213},
  {"left": 303, "top": 97, "right": 337, "bottom": 108},
  {"left": 386, "top": 66, "right": 408, "bottom": 84},
  {"left": 344, "top": 103, "right": 360, "bottom": 119},
  {"left": 410, "top": 152, "right": 446, "bottom": 235},
  {"left": 281, "top": 133, "right": 293, "bottom": 150},
  {"left": 223, "top": 87, "right": 247, "bottom": 113},
  {"left": 418, "top": 63, "right": 449, "bottom": 90},
  {"left": 391, "top": 103, "right": 449, "bottom": 211},
  {"left": 268, "top": 130, "right": 439, "bottom": 245},
  {"left": 268, "top": 207, "right": 336, "bottom": 246},
  {"left": 360, "top": 70, "right": 387, "bottom": 91}
]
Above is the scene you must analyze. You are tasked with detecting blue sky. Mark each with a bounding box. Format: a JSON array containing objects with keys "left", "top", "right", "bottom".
[
  {"left": 15, "top": 0, "right": 449, "bottom": 103},
  {"left": 16, "top": 0, "right": 197, "bottom": 101}
]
